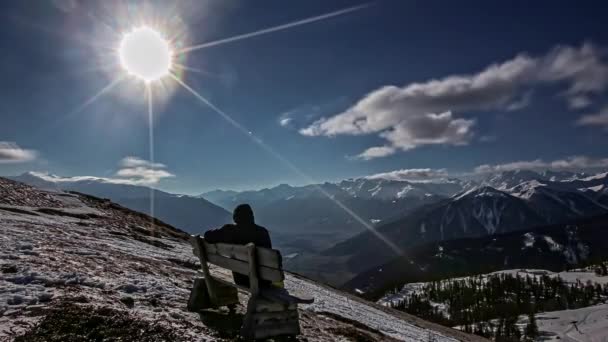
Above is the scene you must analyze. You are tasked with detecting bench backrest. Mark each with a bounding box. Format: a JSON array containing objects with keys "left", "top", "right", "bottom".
[{"left": 191, "top": 236, "right": 284, "bottom": 283}]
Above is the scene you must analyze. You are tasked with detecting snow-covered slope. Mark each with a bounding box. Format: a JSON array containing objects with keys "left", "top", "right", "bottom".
[
  {"left": 378, "top": 269, "right": 608, "bottom": 342},
  {"left": 0, "top": 178, "right": 481, "bottom": 341},
  {"left": 326, "top": 186, "right": 545, "bottom": 277},
  {"left": 482, "top": 170, "right": 545, "bottom": 190},
  {"left": 510, "top": 180, "right": 608, "bottom": 222},
  {"left": 526, "top": 303, "right": 608, "bottom": 342},
  {"left": 378, "top": 268, "right": 608, "bottom": 307}
]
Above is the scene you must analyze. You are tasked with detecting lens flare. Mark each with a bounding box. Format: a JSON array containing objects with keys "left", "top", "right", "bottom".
[{"left": 119, "top": 27, "right": 172, "bottom": 82}]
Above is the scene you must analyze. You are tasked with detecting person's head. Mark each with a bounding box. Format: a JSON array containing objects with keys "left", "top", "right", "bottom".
[{"left": 233, "top": 204, "right": 254, "bottom": 225}]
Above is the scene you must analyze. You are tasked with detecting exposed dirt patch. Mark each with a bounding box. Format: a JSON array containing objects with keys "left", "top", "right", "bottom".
[{"left": 13, "top": 302, "right": 187, "bottom": 342}]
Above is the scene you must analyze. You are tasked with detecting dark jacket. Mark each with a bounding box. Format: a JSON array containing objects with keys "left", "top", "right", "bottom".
[{"left": 203, "top": 223, "right": 272, "bottom": 287}]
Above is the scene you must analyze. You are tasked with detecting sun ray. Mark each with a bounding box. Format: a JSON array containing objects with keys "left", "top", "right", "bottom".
[
  {"left": 176, "top": 3, "right": 372, "bottom": 54},
  {"left": 70, "top": 76, "right": 125, "bottom": 118},
  {"left": 170, "top": 73, "right": 403, "bottom": 256},
  {"left": 146, "top": 84, "right": 155, "bottom": 231},
  {"left": 172, "top": 63, "right": 217, "bottom": 77},
  {"left": 43, "top": 76, "right": 125, "bottom": 134}
]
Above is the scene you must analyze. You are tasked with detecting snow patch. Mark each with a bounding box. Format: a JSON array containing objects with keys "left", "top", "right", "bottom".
[{"left": 543, "top": 235, "right": 563, "bottom": 252}]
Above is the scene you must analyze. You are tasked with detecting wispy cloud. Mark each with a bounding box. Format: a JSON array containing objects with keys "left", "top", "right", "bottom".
[
  {"left": 0, "top": 142, "right": 37, "bottom": 164},
  {"left": 278, "top": 98, "right": 349, "bottom": 130},
  {"left": 577, "top": 106, "right": 608, "bottom": 129},
  {"left": 115, "top": 156, "right": 174, "bottom": 185},
  {"left": 31, "top": 156, "right": 174, "bottom": 186},
  {"left": 354, "top": 146, "right": 397, "bottom": 160},
  {"left": 119, "top": 156, "right": 167, "bottom": 170},
  {"left": 301, "top": 43, "right": 608, "bottom": 159},
  {"left": 364, "top": 168, "right": 449, "bottom": 181},
  {"left": 278, "top": 117, "right": 293, "bottom": 127},
  {"left": 363, "top": 155, "right": 608, "bottom": 181},
  {"left": 474, "top": 156, "right": 608, "bottom": 174}
]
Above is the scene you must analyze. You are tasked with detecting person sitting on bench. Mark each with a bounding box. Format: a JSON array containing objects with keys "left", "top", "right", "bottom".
[{"left": 204, "top": 204, "right": 273, "bottom": 288}]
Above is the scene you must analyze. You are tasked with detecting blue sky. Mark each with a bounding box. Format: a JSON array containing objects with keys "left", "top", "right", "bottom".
[{"left": 1, "top": 0, "right": 607, "bottom": 194}]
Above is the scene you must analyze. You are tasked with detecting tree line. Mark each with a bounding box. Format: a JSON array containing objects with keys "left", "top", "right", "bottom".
[{"left": 392, "top": 272, "right": 608, "bottom": 341}]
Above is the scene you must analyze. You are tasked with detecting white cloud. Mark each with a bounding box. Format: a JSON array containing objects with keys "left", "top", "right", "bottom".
[
  {"left": 279, "top": 117, "right": 293, "bottom": 127},
  {"left": 0, "top": 142, "right": 37, "bottom": 164},
  {"left": 577, "top": 106, "right": 608, "bottom": 129},
  {"left": 474, "top": 160, "right": 547, "bottom": 174},
  {"left": 355, "top": 146, "right": 396, "bottom": 160},
  {"left": 538, "top": 43, "right": 608, "bottom": 97},
  {"left": 31, "top": 156, "right": 174, "bottom": 186},
  {"left": 120, "top": 156, "right": 167, "bottom": 169},
  {"left": 115, "top": 156, "right": 174, "bottom": 185},
  {"left": 474, "top": 156, "right": 608, "bottom": 174},
  {"left": 301, "top": 43, "right": 608, "bottom": 159},
  {"left": 29, "top": 172, "right": 137, "bottom": 185},
  {"left": 365, "top": 168, "right": 449, "bottom": 181}
]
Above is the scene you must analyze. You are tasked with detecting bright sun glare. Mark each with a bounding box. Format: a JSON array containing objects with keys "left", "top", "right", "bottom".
[{"left": 119, "top": 27, "right": 172, "bottom": 82}]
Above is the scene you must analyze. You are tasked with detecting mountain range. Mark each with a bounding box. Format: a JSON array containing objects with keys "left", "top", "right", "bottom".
[
  {"left": 322, "top": 170, "right": 608, "bottom": 290},
  {"left": 8, "top": 169, "right": 608, "bottom": 290},
  {"left": 9, "top": 172, "right": 231, "bottom": 234},
  {"left": 345, "top": 213, "right": 608, "bottom": 299}
]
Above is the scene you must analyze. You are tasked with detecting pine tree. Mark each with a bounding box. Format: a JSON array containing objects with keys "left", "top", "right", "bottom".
[{"left": 524, "top": 312, "right": 539, "bottom": 341}]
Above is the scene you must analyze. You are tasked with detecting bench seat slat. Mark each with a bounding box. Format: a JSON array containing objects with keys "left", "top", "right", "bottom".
[
  {"left": 206, "top": 253, "right": 284, "bottom": 283},
  {"left": 205, "top": 242, "right": 282, "bottom": 269}
]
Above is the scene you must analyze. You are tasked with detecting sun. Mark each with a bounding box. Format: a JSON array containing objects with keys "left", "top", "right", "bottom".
[{"left": 119, "top": 27, "right": 173, "bottom": 82}]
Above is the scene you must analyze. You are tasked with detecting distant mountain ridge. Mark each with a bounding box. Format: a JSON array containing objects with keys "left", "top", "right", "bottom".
[
  {"left": 10, "top": 172, "right": 231, "bottom": 234},
  {"left": 199, "top": 178, "right": 468, "bottom": 254},
  {"left": 345, "top": 213, "right": 608, "bottom": 298},
  {"left": 314, "top": 169, "right": 608, "bottom": 285},
  {"left": 201, "top": 177, "right": 472, "bottom": 209}
]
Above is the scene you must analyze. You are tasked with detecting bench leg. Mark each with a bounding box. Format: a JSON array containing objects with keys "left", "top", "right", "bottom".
[
  {"left": 187, "top": 277, "right": 212, "bottom": 311},
  {"left": 241, "top": 296, "right": 301, "bottom": 340},
  {"left": 240, "top": 296, "right": 258, "bottom": 340}
]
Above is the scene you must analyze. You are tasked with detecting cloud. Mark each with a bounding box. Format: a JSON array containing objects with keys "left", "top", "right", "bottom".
[
  {"left": 0, "top": 142, "right": 37, "bottom": 164},
  {"left": 364, "top": 168, "right": 449, "bottom": 181},
  {"left": 300, "top": 43, "right": 608, "bottom": 159},
  {"left": 114, "top": 156, "right": 174, "bottom": 185},
  {"left": 278, "top": 107, "right": 312, "bottom": 129},
  {"left": 506, "top": 91, "right": 533, "bottom": 111},
  {"left": 30, "top": 172, "right": 137, "bottom": 185},
  {"left": 355, "top": 146, "right": 396, "bottom": 160},
  {"left": 31, "top": 156, "right": 174, "bottom": 186},
  {"left": 577, "top": 106, "right": 608, "bottom": 129},
  {"left": 119, "top": 156, "right": 167, "bottom": 169},
  {"left": 568, "top": 95, "right": 593, "bottom": 109},
  {"left": 278, "top": 99, "right": 348, "bottom": 130},
  {"left": 538, "top": 43, "right": 608, "bottom": 98},
  {"left": 278, "top": 117, "right": 293, "bottom": 127},
  {"left": 474, "top": 156, "right": 608, "bottom": 174}
]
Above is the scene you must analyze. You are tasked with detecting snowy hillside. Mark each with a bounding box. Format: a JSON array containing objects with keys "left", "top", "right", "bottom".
[
  {"left": 0, "top": 178, "right": 482, "bottom": 341},
  {"left": 378, "top": 269, "right": 608, "bottom": 342},
  {"left": 509, "top": 180, "right": 608, "bottom": 223},
  {"left": 379, "top": 268, "right": 608, "bottom": 307}
]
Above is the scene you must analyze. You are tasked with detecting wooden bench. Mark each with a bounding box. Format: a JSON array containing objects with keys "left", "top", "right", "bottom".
[{"left": 187, "top": 235, "right": 314, "bottom": 340}]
